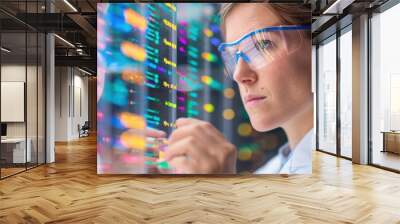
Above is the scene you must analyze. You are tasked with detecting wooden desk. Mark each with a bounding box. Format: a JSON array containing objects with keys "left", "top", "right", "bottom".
[{"left": 381, "top": 131, "right": 400, "bottom": 154}]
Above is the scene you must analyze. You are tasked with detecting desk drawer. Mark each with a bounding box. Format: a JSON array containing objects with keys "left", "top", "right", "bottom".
[{"left": 384, "top": 133, "right": 400, "bottom": 154}]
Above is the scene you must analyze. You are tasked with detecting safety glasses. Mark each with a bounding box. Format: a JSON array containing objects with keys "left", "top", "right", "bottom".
[{"left": 218, "top": 25, "right": 311, "bottom": 77}]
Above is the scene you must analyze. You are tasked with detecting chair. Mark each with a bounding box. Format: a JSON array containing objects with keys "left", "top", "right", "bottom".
[{"left": 78, "top": 121, "right": 90, "bottom": 138}]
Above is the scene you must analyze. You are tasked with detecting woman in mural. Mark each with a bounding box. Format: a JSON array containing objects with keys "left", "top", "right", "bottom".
[{"left": 154, "top": 3, "right": 313, "bottom": 174}]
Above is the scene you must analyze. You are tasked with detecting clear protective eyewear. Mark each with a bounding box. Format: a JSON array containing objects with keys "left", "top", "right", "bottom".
[{"left": 218, "top": 25, "right": 311, "bottom": 77}]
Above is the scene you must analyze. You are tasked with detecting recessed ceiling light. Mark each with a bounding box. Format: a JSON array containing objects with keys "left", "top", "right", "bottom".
[
  {"left": 323, "top": 0, "right": 355, "bottom": 15},
  {"left": 54, "top": 34, "right": 75, "bottom": 48},
  {"left": 78, "top": 67, "right": 92, "bottom": 76},
  {"left": 63, "top": 0, "right": 78, "bottom": 12}
]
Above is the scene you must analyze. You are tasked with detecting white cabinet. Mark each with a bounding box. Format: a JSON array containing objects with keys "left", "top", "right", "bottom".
[{"left": 1, "top": 138, "right": 32, "bottom": 163}]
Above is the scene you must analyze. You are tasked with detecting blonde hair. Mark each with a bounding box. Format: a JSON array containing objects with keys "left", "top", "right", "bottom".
[{"left": 220, "top": 3, "right": 311, "bottom": 38}]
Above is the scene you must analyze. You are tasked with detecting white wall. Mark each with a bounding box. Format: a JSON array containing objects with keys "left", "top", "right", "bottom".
[
  {"left": 1, "top": 65, "right": 39, "bottom": 138},
  {"left": 72, "top": 73, "right": 89, "bottom": 138},
  {"left": 1, "top": 64, "right": 46, "bottom": 164},
  {"left": 55, "top": 66, "right": 69, "bottom": 141},
  {"left": 1, "top": 65, "right": 26, "bottom": 139},
  {"left": 54, "top": 67, "right": 89, "bottom": 141}
]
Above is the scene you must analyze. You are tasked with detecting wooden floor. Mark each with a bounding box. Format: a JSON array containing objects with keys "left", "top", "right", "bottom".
[
  {"left": 1, "top": 167, "right": 26, "bottom": 178},
  {"left": 1, "top": 135, "right": 400, "bottom": 223},
  {"left": 1, "top": 164, "right": 44, "bottom": 178}
]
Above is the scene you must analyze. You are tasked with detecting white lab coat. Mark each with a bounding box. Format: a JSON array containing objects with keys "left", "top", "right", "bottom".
[{"left": 254, "top": 129, "right": 313, "bottom": 174}]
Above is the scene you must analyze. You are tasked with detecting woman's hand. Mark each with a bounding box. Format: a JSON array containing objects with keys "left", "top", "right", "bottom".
[
  {"left": 163, "top": 118, "right": 237, "bottom": 174},
  {"left": 144, "top": 128, "right": 167, "bottom": 174},
  {"left": 145, "top": 127, "right": 166, "bottom": 139}
]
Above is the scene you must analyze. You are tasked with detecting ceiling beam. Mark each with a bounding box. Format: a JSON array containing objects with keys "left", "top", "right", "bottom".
[
  {"left": 67, "top": 13, "right": 96, "bottom": 46},
  {"left": 55, "top": 55, "right": 96, "bottom": 69}
]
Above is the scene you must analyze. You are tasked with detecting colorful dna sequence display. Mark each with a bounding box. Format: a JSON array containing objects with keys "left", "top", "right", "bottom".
[{"left": 97, "top": 3, "right": 286, "bottom": 174}]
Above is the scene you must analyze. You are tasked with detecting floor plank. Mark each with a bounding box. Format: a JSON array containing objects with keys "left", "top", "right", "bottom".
[{"left": 0, "top": 135, "right": 399, "bottom": 223}]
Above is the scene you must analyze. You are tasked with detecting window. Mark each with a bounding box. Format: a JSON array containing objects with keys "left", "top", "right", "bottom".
[
  {"left": 317, "top": 36, "right": 337, "bottom": 154},
  {"left": 339, "top": 27, "right": 352, "bottom": 158},
  {"left": 371, "top": 2, "right": 400, "bottom": 171},
  {"left": 0, "top": 1, "right": 47, "bottom": 179}
]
